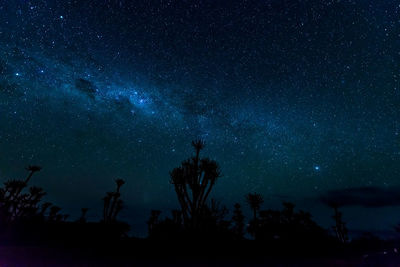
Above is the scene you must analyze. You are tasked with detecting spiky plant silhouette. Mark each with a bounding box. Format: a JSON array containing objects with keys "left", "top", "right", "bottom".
[
  {"left": 103, "top": 178, "right": 125, "bottom": 223},
  {"left": 0, "top": 165, "right": 66, "bottom": 224},
  {"left": 0, "top": 165, "right": 44, "bottom": 222},
  {"left": 170, "top": 140, "right": 222, "bottom": 230},
  {"left": 7, "top": 165, "right": 42, "bottom": 204}
]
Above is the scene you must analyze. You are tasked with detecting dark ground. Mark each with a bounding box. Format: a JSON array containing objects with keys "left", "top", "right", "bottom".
[{"left": 1, "top": 240, "right": 399, "bottom": 266}]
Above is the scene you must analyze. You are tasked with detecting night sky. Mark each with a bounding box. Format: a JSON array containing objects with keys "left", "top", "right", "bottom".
[{"left": 0, "top": 0, "right": 399, "bottom": 237}]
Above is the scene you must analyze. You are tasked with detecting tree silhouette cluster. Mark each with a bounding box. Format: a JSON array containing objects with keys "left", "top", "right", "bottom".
[
  {"left": 0, "top": 165, "right": 66, "bottom": 224},
  {"left": 147, "top": 140, "right": 352, "bottom": 248},
  {"left": 0, "top": 139, "right": 379, "bottom": 261},
  {"left": 249, "top": 201, "right": 327, "bottom": 244},
  {"left": 0, "top": 164, "right": 131, "bottom": 246}
]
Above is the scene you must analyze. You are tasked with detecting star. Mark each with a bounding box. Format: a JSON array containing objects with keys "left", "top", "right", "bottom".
[{"left": 0, "top": 0, "right": 398, "bottom": 238}]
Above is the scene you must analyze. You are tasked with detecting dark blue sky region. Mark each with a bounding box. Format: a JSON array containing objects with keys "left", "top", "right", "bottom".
[{"left": 0, "top": 0, "right": 399, "bottom": 236}]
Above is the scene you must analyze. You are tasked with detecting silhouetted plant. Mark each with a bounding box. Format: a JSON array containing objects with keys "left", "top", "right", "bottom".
[
  {"left": 246, "top": 192, "right": 264, "bottom": 221},
  {"left": 245, "top": 192, "right": 264, "bottom": 238},
  {"left": 0, "top": 165, "right": 46, "bottom": 223},
  {"left": 202, "top": 199, "right": 231, "bottom": 236},
  {"left": 147, "top": 209, "right": 183, "bottom": 240},
  {"left": 232, "top": 203, "right": 245, "bottom": 239},
  {"left": 170, "top": 140, "right": 222, "bottom": 230},
  {"left": 254, "top": 202, "right": 326, "bottom": 244},
  {"left": 331, "top": 204, "right": 348, "bottom": 244},
  {"left": 103, "top": 178, "right": 125, "bottom": 223}
]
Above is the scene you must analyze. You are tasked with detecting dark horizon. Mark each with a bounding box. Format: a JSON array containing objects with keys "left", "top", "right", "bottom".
[{"left": 2, "top": 144, "right": 400, "bottom": 240}]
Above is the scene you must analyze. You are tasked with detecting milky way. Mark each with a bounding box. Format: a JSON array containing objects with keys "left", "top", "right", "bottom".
[{"left": 0, "top": 1, "right": 399, "bottom": 236}]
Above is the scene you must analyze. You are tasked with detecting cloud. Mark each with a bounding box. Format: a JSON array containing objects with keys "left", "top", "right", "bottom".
[
  {"left": 319, "top": 186, "right": 400, "bottom": 208},
  {"left": 75, "top": 78, "right": 97, "bottom": 98}
]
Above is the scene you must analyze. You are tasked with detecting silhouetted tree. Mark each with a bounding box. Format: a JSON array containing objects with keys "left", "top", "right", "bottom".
[
  {"left": 246, "top": 193, "right": 264, "bottom": 239},
  {"left": 0, "top": 165, "right": 46, "bottom": 223},
  {"left": 246, "top": 192, "right": 263, "bottom": 221},
  {"left": 170, "top": 140, "right": 222, "bottom": 230},
  {"left": 103, "top": 179, "right": 125, "bottom": 223},
  {"left": 232, "top": 203, "right": 245, "bottom": 239},
  {"left": 331, "top": 204, "right": 348, "bottom": 244}
]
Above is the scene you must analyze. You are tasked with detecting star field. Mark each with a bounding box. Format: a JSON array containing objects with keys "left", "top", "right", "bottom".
[{"left": 0, "top": 0, "right": 399, "bottom": 236}]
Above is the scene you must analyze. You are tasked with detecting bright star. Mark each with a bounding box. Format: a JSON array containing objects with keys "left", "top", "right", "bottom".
[{"left": 314, "top": 166, "right": 320, "bottom": 171}]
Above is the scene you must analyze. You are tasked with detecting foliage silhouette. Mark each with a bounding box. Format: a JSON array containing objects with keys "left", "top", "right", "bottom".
[
  {"left": 249, "top": 201, "right": 328, "bottom": 245},
  {"left": 103, "top": 178, "right": 125, "bottom": 223},
  {"left": 0, "top": 147, "right": 397, "bottom": 263},
  {"left": 331, "top": 203, "right": 348, "bottom": 244},
  {"left": 147, "top": 198, "right": 235, "bottom": 241},
  {"left": 170, "top": 139, "right": 222, "bottom": 230},
  {"left": 246, "top": 192, "right": 264, "bottom": 221},
  {"left": 146, "top": 210, "right": 183, "bottom": 240},
  {"left": 246, "top": 192, "right": 264, "bottom": 239},
  {"left": 0, "top": 165, "right": 66, "bottom": 224}
]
